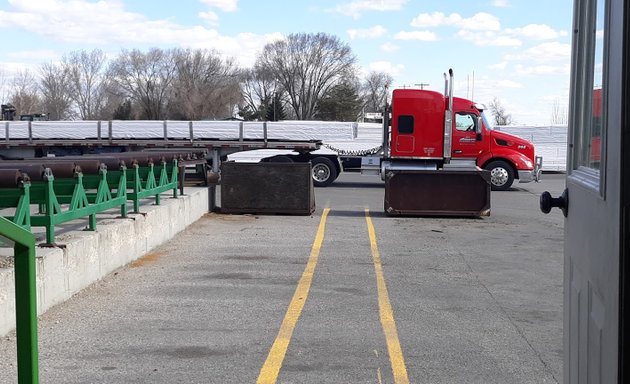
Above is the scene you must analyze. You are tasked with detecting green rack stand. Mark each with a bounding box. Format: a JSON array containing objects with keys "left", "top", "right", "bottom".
[{"left": 0, "top": 217, "right": 39, "bottom": 384}]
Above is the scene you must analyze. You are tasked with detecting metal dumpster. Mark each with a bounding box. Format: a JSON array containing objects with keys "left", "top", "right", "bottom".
[
  {"left": 384, "top": 168, "right": 491, "bottom": 217},
  {"left": 220, "top": 162, "right": 315, "bottom": 215}
]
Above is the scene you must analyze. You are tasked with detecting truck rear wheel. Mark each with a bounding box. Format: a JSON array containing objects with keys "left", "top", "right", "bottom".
[
  {"left": 484, "top": 160, "right": 514, "bottom": 191},
  {"left": 311, "top": 157, "right": 338, "bottom": 187}
]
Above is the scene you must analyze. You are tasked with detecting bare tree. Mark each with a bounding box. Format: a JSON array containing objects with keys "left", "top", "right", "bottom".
[
  {"left": 550, "top": 98, "right": 568, "bottom": 125},
  {"left": 39, "top": 62, "right": 74, "bottom": 120},
  {"left": 361, "top": 71, "right": 393, "bottom": 113},
  {"left": 241, "top": 67, "right": 268, "bottom": 112},
  {"left": 256, "top": 33, "right": 356, "bottom": 120},
  {"left": 64, "top": 49, "right": 111, "bottom": 120},
  {"left": 168, "top": 49, "right": 242, "bottom": 120},
  {"left": 241, "top": 64, "right": 284, "bottom": 120},
  {"left": 489, "top": 97, "right": 513, "bottom": 126},
  {"left": 0, "top": 67, "right": 11, "bottom": 105},
  {"left": 9, "top": 70, "right": 42, "bottom": 116},
  {"left": 107, "top": 48, "right": 177, "bottom": 119}
]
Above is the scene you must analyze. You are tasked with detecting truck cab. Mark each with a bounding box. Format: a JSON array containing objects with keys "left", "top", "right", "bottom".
[
  {"left": 20, "top": 113, "right": 49, "bottom": 121},
  {"left": 450, "top": 97, "right": 540, "bottom": 190},
  {"left": 390, "top": 89, "right": 541, "bottom": 190}
]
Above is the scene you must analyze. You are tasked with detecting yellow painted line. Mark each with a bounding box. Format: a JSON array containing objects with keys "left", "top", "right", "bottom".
[
  {"left": 257, "top": 207, "right": 330, "bottom": 384},
  {"left": 374, "top": 349, "right": 383, "bottom": 384},
  {"left": 365, "top": 209, "right": 410, "bottom": 384}
]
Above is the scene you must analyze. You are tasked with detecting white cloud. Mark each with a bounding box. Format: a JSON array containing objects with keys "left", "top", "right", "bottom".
[
  {"left": 199, "top": 11, "right": 220, "bottom": 25},
  {"left": 460, "top": 77, "right": 522, "bottom": 109},
  {"left": 409, "top": 12, "right": 567, "bottom": 48},
  {"left": 492, "top": 0, "right": 511, "bottom": 7},
  {"left": 186, "top": 31, "right": 285, "bottom": 67},
  {"left": 333, "top": 0, "right": 408, "bottom": 19},
  {"left": 456, "top": 30, "right": 521, "bottom": 47},
  {"left": 394, "top": 30, "right": 437, "bottom": 41},
  {"left": 496, "top": 79, "right": 522, "bottom": 88},
  {"left": 380, "top": 42, "right": 400, "bottom": 53},
  {"left": 458, "top": 13, "right": 502, "bottom": 31},
  {"left": 0, "top": 2, "right": 171, "bottom": 44},
  {"left": 411, "top": 12, "right": 501, "bottom": 31},
  {"left": 0, "top": 1, "right": 281, "bottom": 67},
  {"left": 489, "top": 61, "right": 508, "bottom": 70},
  {"left": 347, "top": 25, "right": 387, "bottom": 40},
  {"left": 0, "top": 61, "right": 40, "bottom": 76},
  {"left": 7, "top": 49, "right": 61, "bottom": 62},
  {"left": 410, "top": 12, "right": 460, "bottom": 28},
  {"left": 541, "top": 93, "right": 570, "bottom": 102},
  {"left": 515, "top": 64, "right": 570, "bottom": 76},
  {"left": 505, "top": 42, "right": 571, "bottom": 63},
  {"left": 200, "top": 0, "right": 238, "bottom": 12},
  {"left": 506, "top": 24, "right": 567, "bottom": 40},
  {"left": 468, "top": 77, "right": 521, "bottom": 91},
  {"left": 368, "top": 61, "right": 404, "bottom": 77}
]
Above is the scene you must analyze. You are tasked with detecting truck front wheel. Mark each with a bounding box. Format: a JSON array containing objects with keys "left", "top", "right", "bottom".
[
  {"left": 311, "top": 157, "right": 338, "bottom": 187},
  {"left": 484, "top": 160, "right": 515, "bottom": 191}
]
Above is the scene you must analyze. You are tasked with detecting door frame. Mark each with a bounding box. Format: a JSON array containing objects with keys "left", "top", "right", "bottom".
[{"left": 619, "top": 1, "right": 630, "bottom": 380}]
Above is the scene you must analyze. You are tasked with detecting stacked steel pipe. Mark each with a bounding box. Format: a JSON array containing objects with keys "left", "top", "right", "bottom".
[{"left": 0, "top": 150, "right": 206, "bottom": 186}]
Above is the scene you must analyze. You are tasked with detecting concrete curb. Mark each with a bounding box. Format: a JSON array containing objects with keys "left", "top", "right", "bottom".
[{"left": 0, "top": 187, "right": 209, "bottom": 336}]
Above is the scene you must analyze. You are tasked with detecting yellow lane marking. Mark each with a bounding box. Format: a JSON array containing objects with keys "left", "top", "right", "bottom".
[
  {"left": 365, "top": 209, "right": 410, "bottom": 384},
  {"left": 375, "top": 349, "right": 383, "bottom": 384},
  {"left": 257, "top": 207, "right": 330, "bottom": 384}
]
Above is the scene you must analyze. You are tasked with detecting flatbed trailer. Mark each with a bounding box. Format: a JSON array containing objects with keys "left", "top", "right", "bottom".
[{"left": 0, "top": 120, "right": 341, "bottom": 175}]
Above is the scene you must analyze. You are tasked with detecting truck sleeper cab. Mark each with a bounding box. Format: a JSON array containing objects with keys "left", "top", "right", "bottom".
[{"left": 390, "top": 89, "right": 541, "bottom": 191}]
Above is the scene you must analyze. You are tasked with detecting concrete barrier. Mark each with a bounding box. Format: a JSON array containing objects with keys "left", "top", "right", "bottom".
[{"left": 0, "top": 187, "right": 209, "bottom": 336}]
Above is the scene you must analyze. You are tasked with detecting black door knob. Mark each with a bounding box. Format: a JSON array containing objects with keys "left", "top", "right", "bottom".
[{"left": 540, "top": 188, "right": 568, "bottom": 217}]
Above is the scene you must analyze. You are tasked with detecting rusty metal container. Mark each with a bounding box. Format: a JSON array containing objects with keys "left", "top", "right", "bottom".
[
  {"left": 220, "top": 162, "right": 315, "bottom": 215},
  {"left": 384, "top": 168, "right": 491, "bottom": 217}
]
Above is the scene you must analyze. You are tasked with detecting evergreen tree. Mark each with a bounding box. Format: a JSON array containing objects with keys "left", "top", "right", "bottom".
[
  {"left": 265, "top": 93, "right": 286, "bottom": 121},
  {"left": 316, "top": 82, "right": 361, "bottom": 121},
  {"left": 238, "top": 105, "right": 259, "bottom": 121},
  {"left": 112, "top": 99, "right": 132, "bottom": 120}
]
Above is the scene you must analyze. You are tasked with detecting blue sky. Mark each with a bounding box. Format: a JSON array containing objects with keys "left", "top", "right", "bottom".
[{"left": 0, "top": 0, "right": 574, "bottom": 125}]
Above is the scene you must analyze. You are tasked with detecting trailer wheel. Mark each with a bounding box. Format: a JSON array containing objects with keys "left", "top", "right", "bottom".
[
  {"left": 311, "top": 157, "right": 338, "bottom": 187},
  {"left": 268, "top": 155, "right": 293, "bottom": 163},
  {"left": 484, "top": 160, "right": 514, "bottom": 191}
]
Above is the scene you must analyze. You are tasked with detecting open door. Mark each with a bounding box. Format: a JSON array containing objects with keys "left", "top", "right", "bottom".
[{"left": 541, "top": 0, "right": 628, "bottom": 382}]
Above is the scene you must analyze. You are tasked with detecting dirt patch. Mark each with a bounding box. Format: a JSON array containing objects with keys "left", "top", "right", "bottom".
[
  {"left": 130, "top": 250, "right": 166, "bottom": 268},
  {"left": 203, "top": 212, "right": 258, "bottom": 222}
]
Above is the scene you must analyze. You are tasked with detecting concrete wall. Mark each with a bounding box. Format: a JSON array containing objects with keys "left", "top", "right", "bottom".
[{"left": 0, "top": 187, "right": 209, "bottom": 336}]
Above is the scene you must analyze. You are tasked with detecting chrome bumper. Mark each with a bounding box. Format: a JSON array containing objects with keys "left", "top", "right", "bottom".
[{"left": 518, "top": 156, "right": 543, "bottom": 183}]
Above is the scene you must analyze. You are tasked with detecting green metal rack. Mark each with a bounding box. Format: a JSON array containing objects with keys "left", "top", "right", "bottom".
[
  {"left": 0, "top": 217, "right": 39, "bottom": 384},
  {"left": 27, "top": 167, "right": 128, "bottom": 245},
  {"left": 0, "top": 177, "right": 32, "bottom": 230},
  {"left": 127, "top": 160, "right": 179, "bottom": 213},
  {"left": 1, "top": 159, "right": 179, "bottom": 245}
]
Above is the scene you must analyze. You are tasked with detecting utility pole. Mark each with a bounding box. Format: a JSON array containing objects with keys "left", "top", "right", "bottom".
[{"left": 415, "top": 83, "right": 430, "bottom": 90}]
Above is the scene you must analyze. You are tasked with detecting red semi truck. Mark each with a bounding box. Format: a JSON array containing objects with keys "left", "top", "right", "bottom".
[
  {"left": 385, "top": 86, "right": 542, "bottom": 191},
  {"left": 266, "top": 71, "right": 542, "bottom": 191}
]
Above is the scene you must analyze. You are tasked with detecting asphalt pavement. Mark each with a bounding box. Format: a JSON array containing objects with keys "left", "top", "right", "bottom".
[{"left": 0, "top": 172, "right": 566, "bottom": 383}]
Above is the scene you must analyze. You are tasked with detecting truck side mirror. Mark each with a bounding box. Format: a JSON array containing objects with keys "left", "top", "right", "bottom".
[{"left": 476, "top": 117, "right": 483, "bottom": 141}]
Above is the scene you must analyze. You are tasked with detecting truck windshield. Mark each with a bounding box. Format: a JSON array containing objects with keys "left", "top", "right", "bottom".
[{"left": 481, "top": 111, "right": 494, "bottom": 131}]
